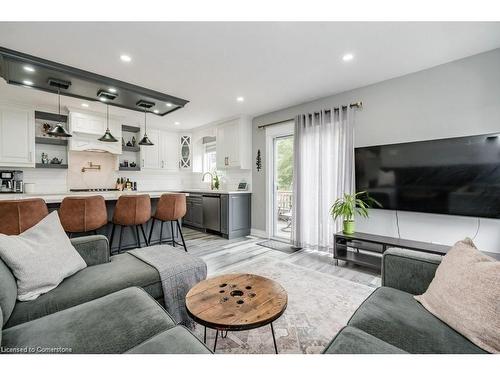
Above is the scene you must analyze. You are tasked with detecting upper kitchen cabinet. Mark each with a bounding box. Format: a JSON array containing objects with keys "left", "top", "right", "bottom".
[
  {"left": 142, "top": 129, "right": 178, "bottom": 171},
  {"left": 179, "top": 134, "right": 192, "bottom": 170},
  {"left": 0, "top": 105, "right": 35, "bottom": 168},
  {"left": 67, "top": 108, "right": 122, "bottom": 154},
  {"left": 216, "top": 116, "right": 252, "bottom": 170}
]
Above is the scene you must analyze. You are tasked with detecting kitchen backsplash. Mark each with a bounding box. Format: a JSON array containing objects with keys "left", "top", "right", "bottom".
[
  {"left": 20, "top": 152, "right": 251, "bottom": 193},
  {"left": 188, "top": 170, "right": 252, "bottom": 191},
  {"left": 67, "top": 151, "right": 117, "bottom": 189}
]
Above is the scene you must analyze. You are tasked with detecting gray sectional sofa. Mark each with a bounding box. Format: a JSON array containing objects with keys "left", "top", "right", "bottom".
[
  {"left": 0, "top": 235, "right": 211, "bottom": 354},
  {"left": 323, "top": 248, "right": 488, "bottom": 354}
]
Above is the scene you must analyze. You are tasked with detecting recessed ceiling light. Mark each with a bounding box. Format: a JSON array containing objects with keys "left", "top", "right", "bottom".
[
  {"left": 342, "top": 53, "right": 354, "bottom": 62},
  {"left": 174, "top": 121, "right": 180, "bottom": 125},
  {"left": 22, "top": 80, "right": 33, "bottom": 86},
  {"left": 166, "top": 102, "right": 173, "bottom": 107},
  {"left": 120, "top": 54, "right": 132, "bottom": 63},
  {"left": 108, "top": 87, "right": 117, "bottom": 93},
  {"left": 236, "top": 96, "right": 245, "bottom": 102},
  {"left": 99, "top": 97, "right": 107, "bottom": 102},
  {"left": 23, "top": 66, "right": 35, "bottom": 72},
  {"left": 153, "top": 109, "right": 159, "bottom": 114},
  {"left": 81, "top": 103, "right": 89, "bottom": 107}
]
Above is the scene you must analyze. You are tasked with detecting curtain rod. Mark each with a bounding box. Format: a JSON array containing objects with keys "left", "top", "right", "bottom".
[{"left": 257, "top": 101, "right": 362, "bottom": 129}]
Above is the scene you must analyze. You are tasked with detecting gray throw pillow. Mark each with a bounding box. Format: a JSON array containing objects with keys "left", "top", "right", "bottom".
[{"left": 0, "top": 211, "right": 86, "bottom": 301}]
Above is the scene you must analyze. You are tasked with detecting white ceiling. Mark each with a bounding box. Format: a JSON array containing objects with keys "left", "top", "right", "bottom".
[{"left": 0, "top": 22, "right": 499, "bottom": 129}]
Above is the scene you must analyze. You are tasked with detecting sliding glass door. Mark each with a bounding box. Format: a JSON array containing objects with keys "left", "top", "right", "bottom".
[{"left": 272, "top": 135, "right": 294, "bottom": 240}]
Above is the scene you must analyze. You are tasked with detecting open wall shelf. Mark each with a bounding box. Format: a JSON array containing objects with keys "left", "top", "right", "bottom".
[
  {"left": 36, "top": 163, "right": 68, "bottom": 169},
  {"left": 119, "top": 124, "right": 142, "bottom": 171},
  {"left": 35, "top": 137, "right": 68, "bottom": 146}
]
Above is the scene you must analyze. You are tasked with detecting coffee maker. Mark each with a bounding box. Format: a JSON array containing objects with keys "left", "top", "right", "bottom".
[{"left": 0, "top": 170, "right": 23, "bottom": 193}]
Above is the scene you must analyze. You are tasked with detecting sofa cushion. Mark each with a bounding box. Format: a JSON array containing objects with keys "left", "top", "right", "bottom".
[
  {"left": 5, "top": 252, "right": 162, "bottom": 328},
  {"left": 348, "top": 287, "right": 487, "bottom": 354},
  {"left": 415, "top": 238, "right": 499, "bottom": 353},
  {"left": 1, "top": 287, "right": 175, "bottom": 354},
  {"left": 0, "top": 211, "right": 86, "bottom": 301},
  {"left": 126, "top": 326, "right": 211, "bottom": 354},
  {"left": 323, "top": 326, "right": 407, "bottom": 354},
  {"left": 0, "top": 257, "right": 17, "bottom": 326}
]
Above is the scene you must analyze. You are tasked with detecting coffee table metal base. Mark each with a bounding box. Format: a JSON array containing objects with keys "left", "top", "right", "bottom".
[{"left": 203, "top": 323, "right": 279, "bottom": 354}]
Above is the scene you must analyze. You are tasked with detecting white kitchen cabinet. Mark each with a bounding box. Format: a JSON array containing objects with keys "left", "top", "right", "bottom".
[
  {"left": 142, "top": 129, "right": 179, "bottom": 171},
  {"left": 216, "top": 116, "right": 252, "bottom": 170},
  {"left": 161, "top": 132, "right": 179, "bottom": 171},
  {"left": 68, "top": 109, "right": 122, "bottom": 154},
  {"left": 0, "top": 106, "right": 35, "bottom": 167},
  {"left": 69, "top": 111, "right": 106, "bottom": 135},
  {"left": 142, "top": 128, "right": 161, "bottom": 169}
]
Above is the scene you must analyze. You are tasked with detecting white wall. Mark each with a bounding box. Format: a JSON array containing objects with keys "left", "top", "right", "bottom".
[{"left": 252, "top": 48, "right": 500, "bottom": 253}]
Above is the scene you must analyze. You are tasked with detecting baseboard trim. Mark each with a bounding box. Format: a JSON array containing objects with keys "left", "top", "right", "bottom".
[{"left": 250, "top": 228, "right": 268, "bottom": 238}]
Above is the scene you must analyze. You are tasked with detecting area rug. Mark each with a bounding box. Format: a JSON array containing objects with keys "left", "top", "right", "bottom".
[{"left": 192, "top": 257, "right": 375, "bottom": 354}]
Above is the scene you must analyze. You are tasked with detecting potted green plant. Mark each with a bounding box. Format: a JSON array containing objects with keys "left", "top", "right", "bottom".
[{"left": 330, "top": 192, "right": 381, "bottom": 235}]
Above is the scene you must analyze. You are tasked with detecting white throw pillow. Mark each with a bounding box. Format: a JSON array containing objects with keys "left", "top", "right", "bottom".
[{"left": 0, "top": 211, "right": 86, "bottom": 301}]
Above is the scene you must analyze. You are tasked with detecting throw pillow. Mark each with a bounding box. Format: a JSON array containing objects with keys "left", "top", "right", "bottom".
[
  {"left": 0, "top": 211, "right": 86, "bottom": 301},
  {"left": 415, "top": 238, "right": 499, "bottom": 353}
]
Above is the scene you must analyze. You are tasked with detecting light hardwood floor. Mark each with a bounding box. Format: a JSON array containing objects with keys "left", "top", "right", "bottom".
[{"left": 182, "top": 228, "right": 381, "bottom": 289}]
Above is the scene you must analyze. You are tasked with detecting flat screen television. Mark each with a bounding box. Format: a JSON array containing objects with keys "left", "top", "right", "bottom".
[{"left": 354, "top": 133, "right": 500, "bottom": 218}]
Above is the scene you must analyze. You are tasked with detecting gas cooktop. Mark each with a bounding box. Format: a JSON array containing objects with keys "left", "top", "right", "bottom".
[{"left": 69, "top": 188, "right": 119, "bottom": 192}]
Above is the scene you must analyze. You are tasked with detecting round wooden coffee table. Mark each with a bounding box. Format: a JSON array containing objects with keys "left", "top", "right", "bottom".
[{"left": 186, "top": 273, "right": 288, "bottom": 353}]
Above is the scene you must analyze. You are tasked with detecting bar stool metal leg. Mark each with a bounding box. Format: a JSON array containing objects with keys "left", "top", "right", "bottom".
[
  {"left": 148, "top": 218, "right": 155, "bottom": 245},
  {"left": 159, "top": 220, "right": 164, "bottom": 244},
  {"left": 109, "top": 223, "right": 116, "bottom": 251},
  {"left": 140, "top": 224, "right": 149, "bottom": 247},
  {"left": 176, "top": 220, "right": 188, "bottom": 252},
  {"left": 135, "top": 225, "right": 141, "bottom": 248},
  {"left": 118, "top": 225, "right": 124, "bottom": 253},
  {"left": 170, "top": 221, "right": 175, "bottom": 247}
]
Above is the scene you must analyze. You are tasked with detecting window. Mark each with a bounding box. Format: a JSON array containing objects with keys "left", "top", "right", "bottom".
[{"left": 203, "top": 141, "right": 217, "bottom": 174}]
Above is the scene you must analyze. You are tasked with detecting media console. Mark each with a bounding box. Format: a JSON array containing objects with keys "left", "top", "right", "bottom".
[
  {"left": 334, "top": 232, "right": 448, "bottom": 270},
  {"left": 334, "top": 232, "right": 500, "bottom": 270}
]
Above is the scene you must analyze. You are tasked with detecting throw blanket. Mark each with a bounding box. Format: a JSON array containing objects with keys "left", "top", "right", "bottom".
[{"left": 129, "top": 245, "right": 207, "bottom": 325}]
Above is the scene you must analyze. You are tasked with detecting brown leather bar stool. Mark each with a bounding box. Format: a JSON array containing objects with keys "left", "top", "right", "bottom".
[
  {"left": 58, "top": 195, "right": 108, "bottom": 237},
  {"left": 0, "top": 198, "right": 49, "bottom": 235},
  {"left": 110, "top": 194, "right": 151, "bottom": 253},
  {"left": 148, "top": 193, "right": 187, "bottom": 252}
]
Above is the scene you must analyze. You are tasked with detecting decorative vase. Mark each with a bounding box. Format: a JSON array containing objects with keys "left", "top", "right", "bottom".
[{"left": 343, "top": 220, "right": 355, "bottom": 235}]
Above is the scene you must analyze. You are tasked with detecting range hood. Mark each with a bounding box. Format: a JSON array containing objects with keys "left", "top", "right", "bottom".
[
  {"left": 0, "top": 46, "right": 189, "bottom": 116},
  {"left": 67, "top": 107, "right": 123, "bottom": 155}
]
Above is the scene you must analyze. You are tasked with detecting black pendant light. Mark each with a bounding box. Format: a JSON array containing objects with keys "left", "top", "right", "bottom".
[
  {"left": 48, "top": 88, "right": 72, "bottom": 138},
  {"left": 98, "top": 104, "right": 118, "bottom": 142},
  {"left": 138, "top": 106, "right": 154, "bottom": 146}
]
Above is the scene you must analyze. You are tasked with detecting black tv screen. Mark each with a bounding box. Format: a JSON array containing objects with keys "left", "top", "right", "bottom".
[{"left": 355, "top": 134, "right": 500, "bottom": 218}]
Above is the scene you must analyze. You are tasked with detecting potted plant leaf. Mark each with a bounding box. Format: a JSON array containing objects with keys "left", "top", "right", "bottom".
[{"left": 330, "top": 191, "right": 381, "bottom": 235}]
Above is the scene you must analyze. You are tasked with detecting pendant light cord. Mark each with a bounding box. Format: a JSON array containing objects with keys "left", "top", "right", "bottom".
[
  {"left": 144, "top": 107, "right": 147, "bottom": 136},
  {"left": 106, "top": 104, "right": 110, "bottom": 131}
]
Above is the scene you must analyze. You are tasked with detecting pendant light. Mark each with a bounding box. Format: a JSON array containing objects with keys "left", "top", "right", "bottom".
[
  {"left": 48, "top": 88, "right": 72, "bottom": 137},
  {"left": 98, "top": 104, "right": 118, "bottom": 142},
  {"left": 138, "top": 106, "right": 154, "bottom": 146}
]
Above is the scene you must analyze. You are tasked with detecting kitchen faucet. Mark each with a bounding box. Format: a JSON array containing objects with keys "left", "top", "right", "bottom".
[{"left": 202, "top": 172, "right": 214, "bottom": 190}]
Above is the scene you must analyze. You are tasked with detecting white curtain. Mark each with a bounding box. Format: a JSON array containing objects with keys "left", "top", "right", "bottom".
[{"left": 291, "top": 107, "right": 355, "bottom": 250}]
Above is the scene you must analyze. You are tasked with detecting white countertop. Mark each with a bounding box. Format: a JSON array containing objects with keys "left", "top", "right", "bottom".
[
  {"left": 0, "top": 191, "right": 182, "bottom": 204},
  {"left": 0, "top": 189, "right": 251, "bottom": 204},
  {"left": 181, "top": 189, "right": 251, "bottom": 195}
]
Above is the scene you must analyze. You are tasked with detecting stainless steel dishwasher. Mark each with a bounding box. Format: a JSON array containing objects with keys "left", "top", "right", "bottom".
[{"left": 202, "top": 194, "right": 221, "bottom": 232}]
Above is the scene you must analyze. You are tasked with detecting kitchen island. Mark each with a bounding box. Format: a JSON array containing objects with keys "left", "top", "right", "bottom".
[
  {"left": 0, "top": 190, "right": 186, "bottom": 253},
  {"left": 0, "top": 188, "right": 252, "bottom": 249}
]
